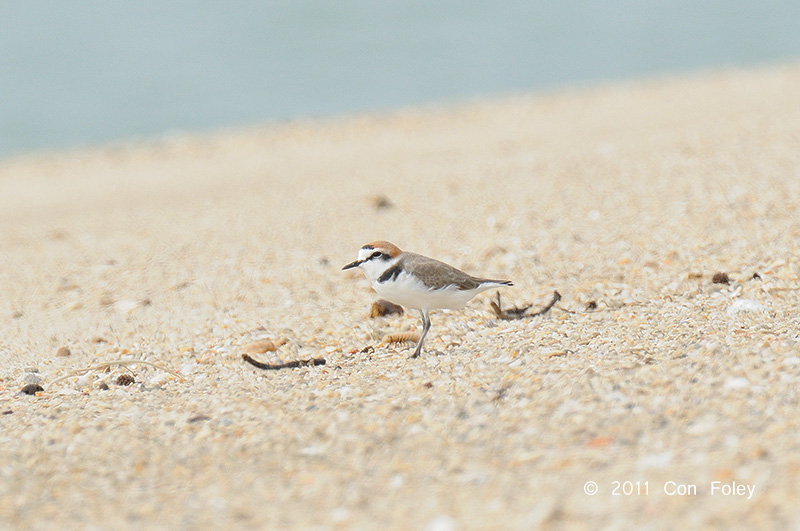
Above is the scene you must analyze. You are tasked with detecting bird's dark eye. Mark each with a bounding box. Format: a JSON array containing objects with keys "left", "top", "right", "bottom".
[{"left": 369, "top": 251, "right": 385, "bottom": 260}]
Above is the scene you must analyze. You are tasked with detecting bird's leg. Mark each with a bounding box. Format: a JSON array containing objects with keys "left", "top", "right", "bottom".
[{"left": 410, "top": 310, "right": 431, "bottom": 358}]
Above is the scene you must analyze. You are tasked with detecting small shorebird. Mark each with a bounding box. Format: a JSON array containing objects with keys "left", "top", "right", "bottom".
[{"left": 343, "top": 241, "right": 512, "bottom": 358}]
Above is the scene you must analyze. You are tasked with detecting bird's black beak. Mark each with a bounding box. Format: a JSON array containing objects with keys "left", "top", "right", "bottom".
[{"left": 342, "top": 260, "right": 361, "bottom": 271}]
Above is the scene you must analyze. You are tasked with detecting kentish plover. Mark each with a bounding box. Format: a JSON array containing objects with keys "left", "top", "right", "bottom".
[{"left": 343, "top": 241, "right": 512, "bottom": 358}]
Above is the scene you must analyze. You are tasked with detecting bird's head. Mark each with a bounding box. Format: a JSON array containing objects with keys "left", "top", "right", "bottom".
[{"left": 342, "top": 240, "right": 402, "bottom": 282}]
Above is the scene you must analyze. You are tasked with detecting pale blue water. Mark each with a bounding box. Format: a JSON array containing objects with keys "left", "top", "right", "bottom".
[{"left": 2, "top": 1, "right": 799, "bottom": 158}]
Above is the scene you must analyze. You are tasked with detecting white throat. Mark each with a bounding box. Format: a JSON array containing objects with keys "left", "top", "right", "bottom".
[{"left": 356, "top": 250, "right": 400, "bottom": 283}]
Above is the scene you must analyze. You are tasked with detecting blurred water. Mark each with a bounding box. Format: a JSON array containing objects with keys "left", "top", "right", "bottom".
[{"left": 1, "top": 0, "right": 799, "bottom": 158}]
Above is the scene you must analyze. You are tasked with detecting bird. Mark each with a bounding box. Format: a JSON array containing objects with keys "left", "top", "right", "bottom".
[{"left": 342, "top": 241, "right": 512, "bottom": 358}]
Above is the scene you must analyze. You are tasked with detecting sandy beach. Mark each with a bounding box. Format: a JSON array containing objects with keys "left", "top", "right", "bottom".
[{"left": 1, "top": 65, "right": 800, "bottom": 528}]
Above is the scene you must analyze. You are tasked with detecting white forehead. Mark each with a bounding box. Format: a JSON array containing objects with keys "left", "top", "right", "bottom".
[{"left": 357, "top": 247, "right": 381, "bottom": 261}]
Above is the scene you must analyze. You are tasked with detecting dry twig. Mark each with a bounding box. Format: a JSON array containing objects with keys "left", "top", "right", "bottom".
[
  {"left": 242, "top": 354, "right": 326, "bottom": 370},
  {"left": 491, "top": 290, "right": 562, "bottom": 320}
]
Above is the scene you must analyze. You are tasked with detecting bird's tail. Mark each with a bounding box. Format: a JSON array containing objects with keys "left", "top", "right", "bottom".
[{"left": 481, "top": 279, "right": 513, "bottom": 287}]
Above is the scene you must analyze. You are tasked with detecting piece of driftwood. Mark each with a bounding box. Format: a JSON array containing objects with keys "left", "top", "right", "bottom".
[
  {"left": 242, "top": 354, "right": 326, "bottom": 371},
  {"left": 490, "top": 290, "right": 562, "bottom": 320}
]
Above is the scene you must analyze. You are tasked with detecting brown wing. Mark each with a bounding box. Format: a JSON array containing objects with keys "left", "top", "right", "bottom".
[{"left": 400, "top": 253, "right": 486, "bottom": 290}]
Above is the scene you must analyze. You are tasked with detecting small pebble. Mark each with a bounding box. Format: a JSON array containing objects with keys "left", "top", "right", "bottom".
[
  {"left": 22, "top": 373, "right": 43, "bottom": 386},
  {"left": 75, "top": 374, "right": 93, "bottom": 389},
  {"left": 390, "top": 474, "right": 404, "bottom": 489},
  {"left": 724, "top": 377, "right": 750, "bottom": 390},
  {"left": 330, "top": 507, "right": 349, "bottom": 523},
  {"left": 727, "top": 299, "right": 766, "bottom": 315},
  {"left": 712, "top": 271, "right": 731, "bottom": 285},
  {"left": 371, "top": 194, "right": 394, "bottom": 210},
  {"left": 638, "top": 451, "right": 673, "bottom": 469},
  {"left": 425, "top": 515, "right": 457, "bottom": 531},
  {"left": 243, "top": 338, "right": 285, "bottom": 354},
  {"left": 370, "top": 299, "right": 404, "bottom": 318},
  {"left": 116, "top": 374, "right": 135, "bottom": 386},
  {"left": 114, "top": 299, "right": 142, "bottom": 314},
  {"left": 148, "top": 373, "right": 170, "bottom": 387},
  {"left": 300, "top": 445, "right": 326, "bottom": 456},
  {"left": 56, "top": 346, "right": 71, "bottom": 357}
]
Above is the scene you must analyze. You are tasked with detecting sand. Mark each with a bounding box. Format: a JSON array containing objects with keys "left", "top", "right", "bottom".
[{"left": 1, "top": 65, "right": 799, "bottom": 529}]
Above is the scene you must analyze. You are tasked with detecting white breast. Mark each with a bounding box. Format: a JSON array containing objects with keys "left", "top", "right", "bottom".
[{"left": 371, "top": 270, "right": 489, "bottom": 310}]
